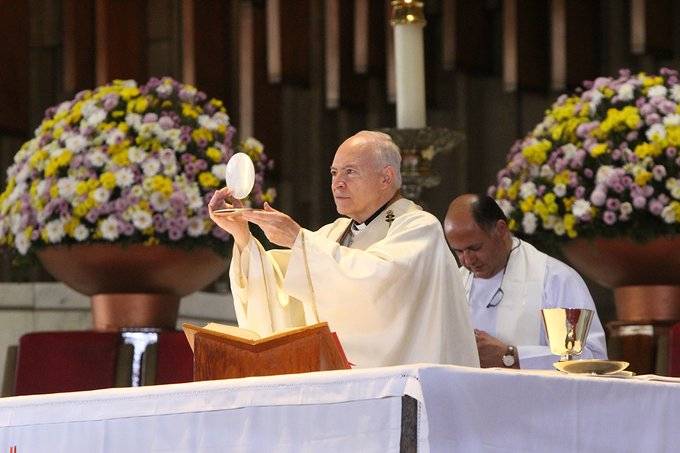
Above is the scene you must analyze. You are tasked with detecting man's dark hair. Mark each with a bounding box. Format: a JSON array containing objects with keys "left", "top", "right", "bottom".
[{"left": 470, "top": 195, "right": 507, "bottom": 231}]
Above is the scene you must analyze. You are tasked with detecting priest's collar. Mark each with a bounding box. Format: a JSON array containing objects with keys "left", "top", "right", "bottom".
[{"left": 351, "top": 194, "right": 400, "bottom": 231}]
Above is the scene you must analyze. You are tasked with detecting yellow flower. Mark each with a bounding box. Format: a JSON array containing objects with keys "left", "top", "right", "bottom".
[
  {"left": 191, "top": 128, "right": 213, "bottom": 144},
  {"left": 206, "top": 147, "right": 223, "bottom": 163},
  {"left": 522, "top": 139, "right": 551, "bottom": 165},
  {"left": 99, "top": 172, "right": 117, "bottom": 190},
  {"left": 553, "top": 170, "right": 571, "bottom": 186},
  {"left": 148, "top": 175, "right": 173, "bottom": 196},
  {"left": 590, "top": 143, "right": 608, "bottom": 158},
  {"left": 508, "top": 219, "right": 518, "bottom": 231},
  {"left": 198, "top": 171, "right": 219, "bottom": 189},
  {"left": 520, "top": 195, "right": 535, "bottom": 213},
  {"left": 634, "top": 142, "right": 662, "bottom": 159},
  {"left": 634, "top": 169, "right": 653, "bottom": 186}
]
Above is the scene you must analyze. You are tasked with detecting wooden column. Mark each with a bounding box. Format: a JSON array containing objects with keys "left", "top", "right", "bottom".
[
  {"left": 63, "top": 0, "right": 95, "bottom": 94},
  {"left": 517, "top": 0, "right": 549, "bottom": 92},
  {"left": 0, "top": 0, "right": 30, "bottom": 134},
  {"left": 95, "top": 0, "right": 147, "bottom": 84}
]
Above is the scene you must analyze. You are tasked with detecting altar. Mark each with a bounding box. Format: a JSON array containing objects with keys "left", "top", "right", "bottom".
[{"left": 1, "top": 364, "right": 679, "bottom": 452}]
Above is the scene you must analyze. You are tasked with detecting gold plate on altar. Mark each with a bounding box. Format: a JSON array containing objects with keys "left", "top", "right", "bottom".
[
  {"left": 553, "top": 359, "right": 630, "bottom": 375},
  {"left": 213, "top": 207, "right": 258, "bottom": 216}
]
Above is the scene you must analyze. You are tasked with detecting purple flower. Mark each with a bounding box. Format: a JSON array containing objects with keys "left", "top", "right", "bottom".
[
  {"left": 584, "top": 168, "right": 594, "bottom": 179},
  {"left": 590, "top": 190, "right": 607, "bottom": 206},
  {"left": 602, "top": 210, "right": 617, "bottom": 225},
  {"left": 649, "top": 199, "right": 665, "bottom": 215},
  {"left": 667, "top": 147, "right": 678, "bottom": 158},
  {"left": 102, "top": 94, "right": 120, "bottom": 111},
  {"left": 606, "top": 198, "right": 621, "bottom": 210},
  {"left": 143, "top": 113, "right": 158, "bottom": 123},
  {"left": 158, "top": 116, "right": 174, "bottom": 130},
  {"left": 633, "top": 196, "right": 647, "bottom": 209}
]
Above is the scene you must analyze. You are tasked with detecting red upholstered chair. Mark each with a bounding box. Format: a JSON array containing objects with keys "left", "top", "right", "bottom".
[
  {"left": 14, "top": 331, "right": 121, "bottom": 396},
  {"left": 153, "top": 330, "right": 194, "bottom": 384},
  {"left": 667, "top": 322, "right": 680, "bottom": 377}
]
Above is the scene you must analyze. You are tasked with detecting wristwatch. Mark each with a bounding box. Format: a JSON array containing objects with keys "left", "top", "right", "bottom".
[{"left": 502, "top": 345, "right": 517, "bottom": 367}]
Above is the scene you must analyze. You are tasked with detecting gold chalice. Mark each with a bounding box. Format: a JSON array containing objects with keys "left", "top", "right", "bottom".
[{"left": 541, "top": 308, "right": 593, "bottom": 361}]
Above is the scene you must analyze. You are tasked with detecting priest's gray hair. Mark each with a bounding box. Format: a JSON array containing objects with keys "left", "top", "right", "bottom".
[{"left": 356, "top": 130, "right": 402, "bottom": 189}]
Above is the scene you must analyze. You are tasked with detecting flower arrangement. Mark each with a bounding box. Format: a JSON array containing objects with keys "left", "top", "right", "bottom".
[
  {"left": 490, "top": 68, "right": 680, "bottom": 248},
  {"left": 0, "top": 77, "right": 275, "bottom": 258}
]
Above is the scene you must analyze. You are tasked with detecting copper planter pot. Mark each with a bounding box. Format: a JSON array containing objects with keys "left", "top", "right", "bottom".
[
  {"left": 561, "top": 236, "right": 680, "bottom": 322},
  {"left": 38, "top": 243, "right": 227, "bottom": 331}
]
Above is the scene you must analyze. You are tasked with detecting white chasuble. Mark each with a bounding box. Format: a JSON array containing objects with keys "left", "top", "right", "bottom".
[{"left": 229, "top": 198, "right": 479, "bottom": 368}]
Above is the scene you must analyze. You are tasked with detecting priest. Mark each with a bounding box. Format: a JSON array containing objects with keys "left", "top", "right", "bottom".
[
  {"left": 209, "top": 131, "right": 479, "bottom": 368},
  {"left": 444, "top": 194, "right": 607, "bottom": 369}
]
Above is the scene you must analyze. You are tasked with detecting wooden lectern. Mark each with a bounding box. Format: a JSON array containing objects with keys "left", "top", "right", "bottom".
[{"left": 182, "top": 322, "right": 351, "bottom": 380}]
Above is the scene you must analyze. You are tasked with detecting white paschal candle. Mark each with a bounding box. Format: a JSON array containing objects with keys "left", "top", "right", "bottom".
[{"left": 394, "top": 20, "right": 426, "bottom": 128}]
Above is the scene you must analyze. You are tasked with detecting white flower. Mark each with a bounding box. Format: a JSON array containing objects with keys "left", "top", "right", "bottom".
[
  {"left": 544, "top": 215, "right": 558, "bottom": 229},
  {"left": 595, "top": 166, "right": 614, "bottom": 185},
  {"left": 187, "top": 217, "right": 205, "bottom": 237},
  {"left": 73, "top": 224, "right": 89, "bottom": 241},
  {"left": 125, "top": 113, "right": 142, "bottom": 130},
  {"left": 45, "top": 219, "right": 66, "bottom": 243},
  {"left": 672, "top": 186, "right": 680, "bottom": 200},
  {"left": 519, "top": 182, "right": 537, "bottom": 199},
  {"left": 87, "top": 150, "right": 108, "bottom": 167},
  {"left": 115, "top": 168, "right": 135, "bottom": 188},
  {"left": 243, "top": 137, "right": 263, "bottom": 153},
  {"left": 572, "top": 199, "right": 591, "bottom": 218},
  {"left": 539, "top": 165, "right": 554, "bottom": 179},
  {"left": 588, "top": 90, "right": 603, "bottom": 114},
  {"left": 105, "top": 128, "right": 125, "bottom": 146},
  {"left": 664, "top": 114, "right": 680, "bottom": 127},
  {"left": 57, "top": 177, "right": 77, "bottom": 200},
  {"left": 617, "top": 83, "right": 635, "bottom": 101},
  {"left": 186, "top": 188, "right": 203, "bottom": 210},
  {"left": 522, "top": 212, "right": 537, "bottom": 234},
  {"left": 92, "top": 187, "right": 111, "bottom": 204},
  {"left": 86, "top": 108, "right": 107, "bottom": 127},
  {"left": 646, "top": 123, "right": 666, "bottom": 141},
  {"left": 198, "top": 115, "right": 218, "bottom": 130},
  {"left": 99, "top": 216, "right": 120, "bottom": 240},
  {"left": 156, "top": 83, "right": 172, "bottom": 97},
  {"left": 212, "top": 164, "right": 227, "bottom": 181},
  {"left": 213, "top": 111, "right": 230, "bottom": 126},
  {"left": 15, "top": 233, "right": 30, "bottom": 255},
  {"left": 142, "top": 158, "right": 161, "bottom": 176},
  {"left": 553, "top": 220, "right": 566, "bottom": 236},
  {"left": 130, "top": 185, "right": 144, "bottom": 198},
  {"left": 131, "top": 210, "right": 152, "bottom": 230},
  {"left": 648, "top": 85, "right": 668, "bottom": 98},
  {"left": 496, "top": 199, "right": 514, "bottom": 218},
  {"left": 128, "top": 146, "right": 146, "bottom": 164},
  {"left": 672, "top": 85, "right": 680, "bottom": 103},
  {"left": 64, "top": 135, "right": 88, "bottom": 153},
  {"left": 620, "top": 202, "right": 633, "bottom": 216},
  {"left": 163, "top": 163, "right": 178, "bottom": 177},
  {"left": 562, "top": 143, "right": 578, "bottom": 161},
  {"left": 150, "top": 192, "right": 169, "bottom": 211},
  {"left": 553, "top": 184, "right": 567, "bottom": 197},
  {"left": 662, "top": 205, "right": 677, "bottom": 223}
]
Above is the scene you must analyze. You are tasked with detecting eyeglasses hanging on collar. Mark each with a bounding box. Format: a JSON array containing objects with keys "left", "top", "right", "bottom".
[{"left": 486, "top": 239, "right": 522, "bottom": 308}]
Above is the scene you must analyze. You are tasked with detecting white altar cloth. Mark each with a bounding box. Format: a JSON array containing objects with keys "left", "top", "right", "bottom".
[{"left": 1, "top": 364, "right": 680, "bottom": 452}]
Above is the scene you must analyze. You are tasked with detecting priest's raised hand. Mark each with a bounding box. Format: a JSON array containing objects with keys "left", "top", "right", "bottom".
[{"left": 241, "top": 202, "right": 301, "bottom": 248}]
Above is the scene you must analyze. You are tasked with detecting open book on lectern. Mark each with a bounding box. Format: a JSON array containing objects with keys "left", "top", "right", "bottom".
[{"left": 182, "top": 321, "right": 352, "bottom": 370}]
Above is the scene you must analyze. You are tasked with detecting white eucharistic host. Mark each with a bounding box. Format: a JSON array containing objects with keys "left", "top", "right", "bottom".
[{"left": 209, "top": 131, "right": 479, "bottom": 368}]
